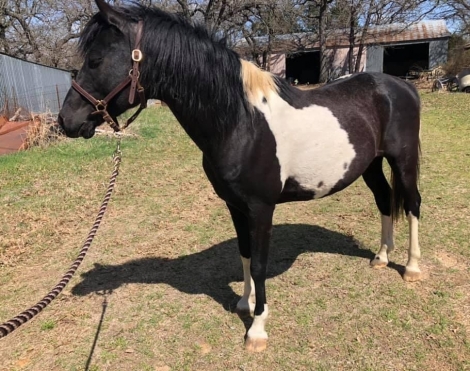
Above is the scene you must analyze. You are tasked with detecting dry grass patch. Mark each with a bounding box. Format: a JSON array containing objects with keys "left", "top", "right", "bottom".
[{"left": 23, "top": 113, "right": 64, "bottom": 150}]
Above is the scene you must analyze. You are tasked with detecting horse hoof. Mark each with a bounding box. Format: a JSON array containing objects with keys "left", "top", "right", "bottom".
[
  {"left": 370, "top": 256, "right": 388, "bottom": 269},
  {"left": 403, "top": 268, "right": 422, "bottom": 282},
  {"left": 245, "top": 337, "right": 267, "bottom": 352}
]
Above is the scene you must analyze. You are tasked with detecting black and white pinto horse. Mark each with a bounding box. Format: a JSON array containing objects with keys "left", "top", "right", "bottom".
[{"left": 58, "top": 0, "right": 422, "bottom": 352}]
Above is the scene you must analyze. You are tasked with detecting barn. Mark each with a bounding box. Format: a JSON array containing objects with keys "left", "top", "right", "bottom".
[{"left": 242, "top": 20, "right": 451, "bottom": 84}]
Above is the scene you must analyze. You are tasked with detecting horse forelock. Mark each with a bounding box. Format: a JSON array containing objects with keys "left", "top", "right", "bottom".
[{"left": 240, "top": 60, "right": 279, "bottom": 107}]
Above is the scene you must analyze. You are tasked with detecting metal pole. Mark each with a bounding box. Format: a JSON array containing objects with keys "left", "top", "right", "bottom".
[{"left": 56, "top": 85, "right": 61, "bottom": 110}]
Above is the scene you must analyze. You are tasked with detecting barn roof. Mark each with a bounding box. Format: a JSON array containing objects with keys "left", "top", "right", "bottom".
[
  {"left": 235, "top": 20, "right": 451, "bottom": 52},
  {"left": 364, "top": 20, "right": 451, "bottom": 44}
]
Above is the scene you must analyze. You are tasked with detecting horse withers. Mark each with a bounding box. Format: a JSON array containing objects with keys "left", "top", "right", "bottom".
[{"left": 58, "top": 0, "right": 422, "bottom": 352}]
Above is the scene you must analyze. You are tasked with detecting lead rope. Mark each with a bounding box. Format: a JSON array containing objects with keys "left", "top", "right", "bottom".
[{"left": 0, "top": 136, "right": 122, "bottom": 339}]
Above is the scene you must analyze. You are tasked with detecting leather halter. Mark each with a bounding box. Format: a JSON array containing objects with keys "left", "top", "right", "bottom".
[{"left": 72, "top": 20, "right": 147, "bottom": 132}]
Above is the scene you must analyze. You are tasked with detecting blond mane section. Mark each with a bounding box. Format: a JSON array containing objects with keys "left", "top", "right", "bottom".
[{"left": 240, "top": 60, "right": 279, "bottom": 107}]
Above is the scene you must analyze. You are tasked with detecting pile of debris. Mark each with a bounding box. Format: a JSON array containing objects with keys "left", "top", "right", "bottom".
[{"left": 0, "top": 108, "right": 63, "bottom": 155}]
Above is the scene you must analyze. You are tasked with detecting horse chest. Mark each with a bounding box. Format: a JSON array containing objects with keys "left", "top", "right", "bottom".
[{"left": 256, "top": 95, "right": 356, "bottom": 199}]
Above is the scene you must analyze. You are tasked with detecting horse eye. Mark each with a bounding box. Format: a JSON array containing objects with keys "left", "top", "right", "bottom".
[{"left": 88, "top": 57, "right": 102, "bottom": 69}]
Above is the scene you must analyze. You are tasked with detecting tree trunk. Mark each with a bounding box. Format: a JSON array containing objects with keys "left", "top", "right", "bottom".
[
  {"left": 318, "top": 0, "right": 331, "bottom": 83},
  {"left": 348, "top": 8, "right": 356, "bottom": 74}
]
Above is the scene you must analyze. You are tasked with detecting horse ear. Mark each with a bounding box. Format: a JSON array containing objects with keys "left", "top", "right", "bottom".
[{"left": 95, "top": 0, "right": 126, "bottom": 29}]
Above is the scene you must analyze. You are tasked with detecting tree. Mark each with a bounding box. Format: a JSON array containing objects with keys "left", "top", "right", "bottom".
[
  {"left": 0, "top": 0, "right": 95, "bottom": 69},
  {"left": 302, "top": 0, "right": 335, "bottom": 82},
  {"left": 240, "top": 1, "right": 305, "bottom": 69},
  {"left": 434, "top": 0, "right": 470, "bottom": 36},
  {"left": 0, "top": 0, "right": 464, "bottom": 75}
]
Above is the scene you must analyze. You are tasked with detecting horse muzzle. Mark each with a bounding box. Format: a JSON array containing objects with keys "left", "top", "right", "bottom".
[
  {"left": 78, "top": 120, "right": 98, "bottom": 139},
  {"left": 57, "top": 112, "right": 102, "bottom": 139}
]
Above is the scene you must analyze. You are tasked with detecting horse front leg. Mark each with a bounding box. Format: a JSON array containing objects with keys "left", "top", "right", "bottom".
[
  {"left": 227, "top": 204, "right": 255, "bottom": 316},
  {"left": 244, "top": 202, "right": 275, "bottom": 352}
]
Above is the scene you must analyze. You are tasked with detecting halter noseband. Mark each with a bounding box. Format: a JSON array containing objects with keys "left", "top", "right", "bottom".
[{"left": 72, "top": 20, "right": 147, "bottom": 132}]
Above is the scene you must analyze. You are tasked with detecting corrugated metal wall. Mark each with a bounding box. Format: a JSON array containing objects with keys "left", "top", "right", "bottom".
[
  {"left": 365, "top": 39, "right": 448, "bottom": 72},
  {"left": 0, "top": 54, "right": 71, "bottom": 116},
  {"left": 365, "top": 45, "right": 384, "bottom": 72},
  {"left": 429, "top": 39, "right": 448, "bottom": 69}
]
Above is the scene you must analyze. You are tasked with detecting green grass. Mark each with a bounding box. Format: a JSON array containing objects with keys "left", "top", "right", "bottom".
[
  {"left": 1, "top": 93, "right": 470, "bottom": 371},
  {"left": 40, "top": 319, "right": 56, "bottom": 331}
]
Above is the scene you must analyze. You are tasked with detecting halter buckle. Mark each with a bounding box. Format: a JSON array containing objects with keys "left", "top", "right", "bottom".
[
  {"left": 132, "top": 49, "right": 143, "bottom": 62},
  {"left": 129, "top": 69, "right": 140, "bottom": 78}
]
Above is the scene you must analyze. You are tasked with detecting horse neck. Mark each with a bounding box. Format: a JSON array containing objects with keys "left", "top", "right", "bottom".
[{"left": 140, "top": 21, "right": 246, "bottom": 153}]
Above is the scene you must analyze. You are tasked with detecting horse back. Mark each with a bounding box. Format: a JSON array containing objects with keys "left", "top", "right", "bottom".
[{"left": 208, "top": 71, "right": 420, "bottom": 206}]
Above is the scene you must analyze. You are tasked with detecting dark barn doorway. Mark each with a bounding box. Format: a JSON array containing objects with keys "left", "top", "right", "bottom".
[
  {"left": 383, "top": 43, "right": 429, "bottom": 76},
  {"left": 286, "top": 51, "right": 320, "bottom": 84}
]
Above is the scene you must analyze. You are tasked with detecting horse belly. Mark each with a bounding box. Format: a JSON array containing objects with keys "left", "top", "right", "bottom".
[{"left": 258, "top": 95, "right": 357, "bottom": 200}]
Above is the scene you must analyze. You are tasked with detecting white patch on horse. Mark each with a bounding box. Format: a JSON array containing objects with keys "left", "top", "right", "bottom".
[
  {"left": 406, "top": 213, "right": 421, "bottom": 273},
  {"left": 255, "top": 93, "right": 356, "bottom": 198},
  {"left": 247, "top": 304, "right": 269, "bottom": 340},
  {"left": 372, "top": 215, "right": 394, "bottom": 267},
  {"left": 381, "top": 215, "right": 394, "bottom": 253},
  {"left": 335, "top": 74, "right": 353, "bottom": 81},
  {"left": 237, "top": 257, "right": 255, "bottom": 314}
]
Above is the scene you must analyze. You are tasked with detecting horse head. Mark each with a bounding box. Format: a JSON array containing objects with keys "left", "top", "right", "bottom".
[{"left": 58, "top": 0, "right": 143, "bottom": 138}]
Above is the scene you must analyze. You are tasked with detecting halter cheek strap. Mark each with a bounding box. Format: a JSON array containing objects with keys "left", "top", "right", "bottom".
[{"left": 72, "top": 20, "right": 147, "bottom": 132}]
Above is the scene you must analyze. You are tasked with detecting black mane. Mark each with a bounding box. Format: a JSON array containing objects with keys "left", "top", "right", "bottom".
[{"left": 79, "top": 4, "right": 247, "bottom": 137}]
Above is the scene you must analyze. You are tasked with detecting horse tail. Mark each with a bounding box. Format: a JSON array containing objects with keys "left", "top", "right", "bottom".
[{"left": 390, "top": 138, "right": 421, "bottom": 222}]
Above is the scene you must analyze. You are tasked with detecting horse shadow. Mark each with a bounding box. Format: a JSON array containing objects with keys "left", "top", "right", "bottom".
[{"left": 72, "top": 224, "right": 378, "bottom": 310}]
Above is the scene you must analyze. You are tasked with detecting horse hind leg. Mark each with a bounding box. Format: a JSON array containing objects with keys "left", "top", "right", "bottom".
[
  {"left": 387, "top": 149, "right": 422, "bottom": 282},
  {"left": 362, "top": 157, "right": 395, "bottom": 269}
]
